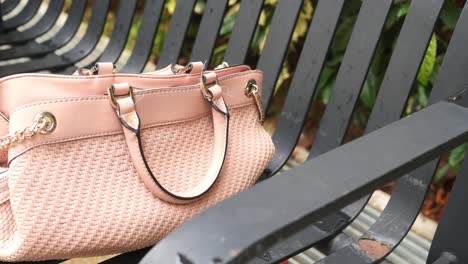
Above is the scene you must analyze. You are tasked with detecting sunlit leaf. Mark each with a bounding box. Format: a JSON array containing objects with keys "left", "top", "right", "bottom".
[
  {"left": 194, "top": 1, "right": 205, "bottom": 14},
  {"left": 274, "top": 65, "right": 291, "bottom": 95},
  {"left": 258, "top": 10, "right": 267, "bottom": 26},
  {"left": 292, "top": 17, "right": 309, "bottom": 43},
  {"left": 166, "top": 0, "right": 176, "bottom": 14},
  {"left": 321, "top": 84, "right": 332, "bottom": 104},
  {"left": 291, "top": 0, "right": 313, "bottom": 43},
  {"left": 435, "top": 164, "right": 450, "bottom": 181},
  {"left": 448, "top": 144, "right": 467, "bottom": 167},
  {"left": 417, "top": 34, "right": 437, "bottom": 86}
]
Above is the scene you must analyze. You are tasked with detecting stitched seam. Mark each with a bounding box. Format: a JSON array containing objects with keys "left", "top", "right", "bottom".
[
  {"left": 12, "top": 89, "right": 199, "bottom": 113},
  {"left": 0, "top": 70, "right": 263, "bottom": 84},
  {"left": 11, "top": 72, "right": 262, "bottom": 114},
  {"left": 8, "top": 104, "right": 253, "bottom": 161}
]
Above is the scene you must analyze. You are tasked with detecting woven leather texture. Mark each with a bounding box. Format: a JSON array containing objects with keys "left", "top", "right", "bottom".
[{"left": 0, "top": 105, "right": 274, "bottom": 261}]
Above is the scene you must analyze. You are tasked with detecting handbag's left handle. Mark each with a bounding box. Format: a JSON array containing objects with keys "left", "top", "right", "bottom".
[{"left": 109, "top": 79, "right": 229, "bottom": 204}]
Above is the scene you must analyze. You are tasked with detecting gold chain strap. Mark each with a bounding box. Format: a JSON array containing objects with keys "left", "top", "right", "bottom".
[{"left": 0, "top": 112, "right": 56, "bottom": 150}]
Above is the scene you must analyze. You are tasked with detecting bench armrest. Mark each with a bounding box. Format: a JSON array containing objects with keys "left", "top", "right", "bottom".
[{"left": 141, "top": 101, "right": 468, "bottom": 264}]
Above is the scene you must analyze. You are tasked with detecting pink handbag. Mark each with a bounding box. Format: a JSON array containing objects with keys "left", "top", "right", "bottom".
[{"left": 0, "top": 62, "right": 274, "bottom": 261}]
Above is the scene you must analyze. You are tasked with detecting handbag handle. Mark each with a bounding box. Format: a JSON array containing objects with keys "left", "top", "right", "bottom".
[{"left": 109, "top": 77, "right": 229, "bottom": 204}]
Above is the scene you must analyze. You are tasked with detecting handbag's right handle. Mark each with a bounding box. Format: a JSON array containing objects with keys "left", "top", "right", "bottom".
[{"left": 109, "top": 74, "right": 229, "bottom": 204}]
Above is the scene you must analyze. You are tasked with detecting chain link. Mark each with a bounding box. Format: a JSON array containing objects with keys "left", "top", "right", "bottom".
[{"left": 0, "top": 113, "right": 56, "bottom": 150}]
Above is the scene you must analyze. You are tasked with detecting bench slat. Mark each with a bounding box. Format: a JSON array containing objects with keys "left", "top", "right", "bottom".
[
  {"left": 264, "top": 0, "right": 345, "bottom": 176},
  {"left": 341, "top": 0, "right": 443, "bottom": 221},
  {"left": 120, "top": 0, "right": 166, "bottom": 73},
  {"left": 0, "top": 0, "right": 110, "bottom": 77},
  {"left": 421, "top": 2, "right": 468, "bottom": 263},
  {"left": 141, "top": 100, "right": 468, "bottom": 264},
  {"left": 58, "top": 0, "right": 112, "bottom": 67},
  {"left": 1, "top": 0, "right": 20, "bottom": 15},
  {"left": 223, "top": 0, "right": 264, "bottom": 65},
  {"left": 316, "top": 0, "right": 452, "bottom": 262},
  {"left": 0, "top": 0, "right": 64, "bottom": 45},
  {"left": 156, "top": 0, "right": 196, "bottom": 69},
  {"left": 257, "top": 0, "right": 302, "bottom": 107},
  {"left": 1, "top": 0, "right": 42, "bottom": 31},
  {"left": 60, "top": 0, "right": 138, "bottom": 74},
  {"left": 190, "top": 0, "right": 229, "bottom": 63},
  {"left": 90, "top": 0, "right": 137, "bottom": 65},
  {"left": 429, "top": 147, "right": 468, "bottom": 263},
  {"left": 309, "top": 0, "right": 392, "bottom": 159},
  {"left": 0, "top": 0, "right": 87, "bottom": 61},
  {"left": 252, "top": 1, "right": 390, "bottom": 262}
]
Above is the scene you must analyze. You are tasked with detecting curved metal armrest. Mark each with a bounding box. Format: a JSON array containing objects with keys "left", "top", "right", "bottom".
[{"left": 141, "top": 101, "right": 468, "bottom": 264}]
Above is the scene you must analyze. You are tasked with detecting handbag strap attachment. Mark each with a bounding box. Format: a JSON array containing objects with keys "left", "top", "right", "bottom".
[
  {"left": 73, "top": 62, "right": 116, "bottom": 76},
  {"left": 108, "top": 78, "right": 229, "bottom": 204}
]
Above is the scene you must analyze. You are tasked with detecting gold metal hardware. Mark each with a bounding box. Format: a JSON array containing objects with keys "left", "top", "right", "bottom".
[
  {"left": 89, "top": 63, "right": 117, "bottom": 75},
  {"left": 0, "top": 112, "right": 56, "bottom": 150},
  {"left": 35, "top": 112, "right": 57, "bottom": 134},
  {"left": 89, "top": 64, "right": 100, "bottom": 75},
  {"left": 245, "top": 79, "right": 264, "bottom": 124},
  {"left": 108, "top": 85, "right": 135, "bottom": 114},
  {"left": 214, "top": 62, "right": 230, "bottom": 70},
  {"left": 171, "top": 63, "right": 193, "bottom": 74},
  {"left": 200, "top": 75, "right": 219, "bottom": 100}
]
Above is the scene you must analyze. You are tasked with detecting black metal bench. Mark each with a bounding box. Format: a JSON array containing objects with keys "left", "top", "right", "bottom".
[{"left": 1, "top": 1, "right": 468, "bottom": 263}]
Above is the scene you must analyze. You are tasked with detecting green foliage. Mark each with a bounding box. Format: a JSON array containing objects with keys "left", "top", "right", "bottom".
[
  {"left": 440, "top": 0, "right": 462, "bottom": 30},
  {"left": 417, "top": 34, "right": 437, "bottom": 87},
  {"left": 436, "top": 144, "right": 468, "bottom": 181},
  {"left": 385, "top": 1, "right": 410, "bottom": 30}
]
